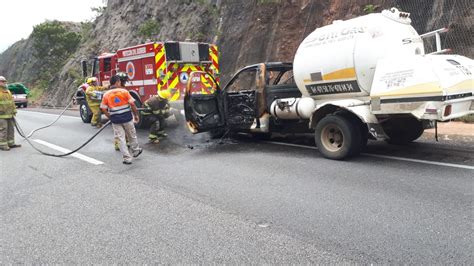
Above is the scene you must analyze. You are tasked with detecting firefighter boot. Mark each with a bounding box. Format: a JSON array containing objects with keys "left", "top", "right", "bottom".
[
  {"left": 0, "top": 145, "right": 10, "bottom": 151},
  {"left": 148, "top": 133, "right": 160, "bottom": 144},
  {"left": 157, "top": 130, "right": 168, "bottom": 140}
]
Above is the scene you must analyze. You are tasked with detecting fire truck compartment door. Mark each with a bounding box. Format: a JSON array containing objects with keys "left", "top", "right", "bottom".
[{"left": 184, "top": 71, "right": 225, "bottom": 133}]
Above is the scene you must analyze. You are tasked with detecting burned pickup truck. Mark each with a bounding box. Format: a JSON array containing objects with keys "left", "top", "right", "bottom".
[{"left": 184, "top": 62, "right": 311, "bottom": 138}]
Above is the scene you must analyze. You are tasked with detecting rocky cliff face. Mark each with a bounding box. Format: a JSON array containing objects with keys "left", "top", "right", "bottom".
[
  {"left": 0, "top": 38, "right": 37, "bottom": 85},
  {"left": 0, "top": 0, "right": 472, "bottom": 106}
]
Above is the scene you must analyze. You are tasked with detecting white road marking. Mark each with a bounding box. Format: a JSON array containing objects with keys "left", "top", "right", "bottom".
[
  {"left": 361, "top": 153, "right": 474, "bottom": 170},
  {"left": 264, "top": 141, "right": 474, "bottom": 170},
  {"left": 265, "top": 141, "right": 318, "bottom": 150},
  {"left": 18, "top": 110, "right": 81, "bottom": 120},
  {"left": 33, "top": 139, "right": 104, "bottom": 165}
]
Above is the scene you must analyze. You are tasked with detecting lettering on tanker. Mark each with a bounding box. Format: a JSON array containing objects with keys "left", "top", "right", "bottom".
[
  {"left": 379, "top": 69, "right": 414, "bottom": 89},
  {"left": 303, "top": 27, "right": 366, "bottom": 48},
  {"left": 305, "top": 80, "right": 361, "bottom": 95}
]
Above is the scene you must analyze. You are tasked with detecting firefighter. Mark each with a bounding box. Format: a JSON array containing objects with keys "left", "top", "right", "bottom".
[
  {"left": 142, "top": 90, "right": 171, "bottom": 144},
  {"left": 117, "top": 72, "right": 128, "bottom": 87},
  {"left": 85, "top": 77, "right": 107, "bottom": 128},
  {"left": 0, "top": 76, "right": 21, "bottom": 151},
  {"left": 100, "top": 75, "right": 142, "bottom": 164}
]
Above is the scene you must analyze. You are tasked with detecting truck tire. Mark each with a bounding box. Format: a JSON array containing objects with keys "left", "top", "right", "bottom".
[
  {"left": 384, "top": 117, "right": 424, "bottom": 145},
  {"left": 209, "top": 128, "right": 226, "bottom": 139},
  {"left": 251, "top": 132, "right": 272, "bottom": 140},
  {"left": 315, "top": 114, "right": 362, "bottom": 160},
  {"left": 79, "top": 103, "right": 92, "bottom": 123}
]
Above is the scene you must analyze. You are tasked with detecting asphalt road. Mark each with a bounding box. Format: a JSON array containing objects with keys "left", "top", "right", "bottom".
[{"left": 1, "top": 109, "right": 473, "bottom": 263}]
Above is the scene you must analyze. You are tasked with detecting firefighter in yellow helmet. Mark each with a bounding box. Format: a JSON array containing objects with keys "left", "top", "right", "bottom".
[
  {"left": 0, "top": 76, "right": 21, "bottom": 151},
  {"left": 142, "top": 90, "right": 171, "bottom": 144},
  {"left": 85, "top": 77, "right": 107, "bottom": 128}
]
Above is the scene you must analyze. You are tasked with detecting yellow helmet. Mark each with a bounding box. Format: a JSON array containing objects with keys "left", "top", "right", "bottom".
[
  {"left": 86, "top": 77, "right": 97, "bottom": 84},
  {"left": 158, "top": 90, "right": 171, "bottom": 99}
]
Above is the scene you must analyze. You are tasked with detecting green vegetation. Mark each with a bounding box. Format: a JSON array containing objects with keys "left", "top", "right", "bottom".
[
  {"left": 67, "top": 68, "right": 84, "bottom": 89},
  {"left": 30, "top": 20, "right": 82, "bottom": 101},
  {"left": 177, "top": 0, "right": 208, "bottom": 4},
  {"left": 31, "top": 21, "right": 81, "bottom": 75},
  {"left": 138, "top": 19, "right": 160, "bottom": 39},
  {"left": 27, "top": 87, "right": 45, "bottom": 104},
  {"left": 363, "top": 4, "right": 377, "bottom": 14},
  {"left": 79, "top": 21, "right": 93, "bottom": 43},
  {"left": 257, "top": 0, "right": 281, "bottom": 4}
]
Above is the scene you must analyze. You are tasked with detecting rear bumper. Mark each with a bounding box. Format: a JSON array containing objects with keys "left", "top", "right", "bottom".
[
  {"left": 371, "top": 95, "right": 474, "bottom": 121},
  {"left": 14, "top": 99, "right": 28, "bottom": 104},
  {"left": 438, "top": 97, "right": 474, "bottom": 120}
]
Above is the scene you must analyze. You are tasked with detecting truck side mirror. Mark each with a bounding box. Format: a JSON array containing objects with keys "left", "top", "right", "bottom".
[{"left": 81, "top": 59, "right": 88, "bottom": 78}]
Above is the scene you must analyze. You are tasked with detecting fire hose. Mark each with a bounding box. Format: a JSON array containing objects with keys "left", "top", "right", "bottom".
[
  {"left": 14, "top": 118, "right": 111, "bottom": 157},
  {"left": 13, "top": 94, "right": 112, "bottom": 157},
  {"left": 24, "top": 97, "right": 75, "bottom": 139}
]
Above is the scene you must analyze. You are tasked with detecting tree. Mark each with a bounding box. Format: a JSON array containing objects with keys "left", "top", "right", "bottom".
[
  {"left": 138, "top": 19, "right": 160, "bottom": 39},
  {"left": 31, "top": 21, "right": 81, "bottom": 83}
]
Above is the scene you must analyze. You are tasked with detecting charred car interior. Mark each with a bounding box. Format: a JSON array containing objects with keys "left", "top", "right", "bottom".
[{"left": 184, "top": 62, "right": 310, "bottom": 135}]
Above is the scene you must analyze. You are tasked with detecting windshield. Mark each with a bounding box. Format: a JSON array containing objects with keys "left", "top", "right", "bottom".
[{"left": 92, "top": 58, "right": 99, "bottom": 77}]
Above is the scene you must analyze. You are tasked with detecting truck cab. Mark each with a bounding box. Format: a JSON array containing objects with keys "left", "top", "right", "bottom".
[
  {"left": 75, "top": 53, "right": 117, "bottom": 123},
  {"left": 184, "top": 62, "right": 308, "bottom": 136},
  {"left": 91, "top": 53, "right": 116, "bottom": 88}
]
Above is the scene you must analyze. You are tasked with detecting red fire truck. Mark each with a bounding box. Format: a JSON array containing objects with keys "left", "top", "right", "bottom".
[{"left": 75, "top": 41, "right": 219, "bottom": 127}]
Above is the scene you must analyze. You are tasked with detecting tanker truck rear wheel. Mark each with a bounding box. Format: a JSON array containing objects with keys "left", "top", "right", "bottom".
[
  {"left": 383, "top": 117, "right": 424, "bottom": 145},
  {"left": 315, "top": 115, "right": 362, "bottom": 160}
]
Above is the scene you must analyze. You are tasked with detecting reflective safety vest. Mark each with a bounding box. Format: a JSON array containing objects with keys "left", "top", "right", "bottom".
[
  {"left": 0, "top": 88, "right": 16, "bottom": 119},
  {"left": 100, "top": 87, "right": 135, "bottom": 124}
]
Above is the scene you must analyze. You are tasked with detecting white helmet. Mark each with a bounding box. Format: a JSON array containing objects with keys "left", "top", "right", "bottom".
[{"left": 0, "top": 76, "right": 6, "bottom": 82}]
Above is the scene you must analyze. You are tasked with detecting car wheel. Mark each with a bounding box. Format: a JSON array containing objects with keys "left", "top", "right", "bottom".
[
  {"left": 79, "top": 103, "right": 92, "bottom": 123},
  {"left": 315, "top": 114, "right": 362, "bottom": 160}
]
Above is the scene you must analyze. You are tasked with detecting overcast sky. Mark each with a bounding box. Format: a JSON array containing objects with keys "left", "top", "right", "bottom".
[{"left": 0, "top": 0, "right": 105, "bottom": 53}]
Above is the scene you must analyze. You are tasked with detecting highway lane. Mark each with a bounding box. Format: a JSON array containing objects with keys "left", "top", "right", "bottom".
[{"left": 1, "top": 109, "right": 473, "bottom": 263}]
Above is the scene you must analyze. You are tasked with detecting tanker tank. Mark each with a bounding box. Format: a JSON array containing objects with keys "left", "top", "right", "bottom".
[{"left": 293, "top": 8, "right": 424, "bottom": 99}]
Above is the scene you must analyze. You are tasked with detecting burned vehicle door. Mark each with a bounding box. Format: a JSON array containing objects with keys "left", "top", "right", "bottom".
[
  {"left": 184, "top": 71, "right": 225, "bottom": 133},
  {"left": 223, "top": 64, "right": 263, "bottom": 130}
]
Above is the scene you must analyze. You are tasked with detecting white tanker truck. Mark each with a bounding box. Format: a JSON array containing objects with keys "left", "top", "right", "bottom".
[{"left": 184, "top": 8, "right": 474, "bottom": 160}]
